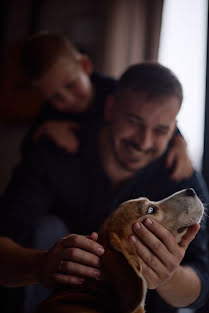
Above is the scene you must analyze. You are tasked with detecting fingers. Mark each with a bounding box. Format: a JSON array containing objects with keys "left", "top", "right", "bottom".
[
  {"left": 169, "top": 160, "right": 181, "bottom": 182},
  {"left": 57, "top": 136, "right": 79, "bottom": 153},
  {"left": 53, "top": 273, "right": 85, "bottom": 286},
  {"left": 33, "top": 120, "right": 80, "bottom": 153},
  {"left": 51, "top": 233, "right": 105, "bottom": 284},
  {"left": 179, "top": 223, "right": 200, "bottom": 249},
  {"left": 66, "top": 121, "right": 80, "bottom": 130},
  {"left": 169, "top": 160, "right": 193, "bottom": 182},
  {"left": 130, "top": 219, "right": 182, "bottom": 265},
  {"left": 166, "top": 147, "right": 175, "bottom": 169},
  {"left": 166, "top": 134, "right": 194, "bottom": 181},
  {"left": 59, "top": 259, "right": 101, "bottom": 280},
  {"left": 60, "top": 234, "right": 104, "bottom": 257},
  {"left": 128, "top": 218, "right": 185, "bottom": 289},
  {"left": 62, "top": 246, "right": 103, "bottom": 268},
  {"left": 86, "top": 232, "right": 99, "bottom": 241}
]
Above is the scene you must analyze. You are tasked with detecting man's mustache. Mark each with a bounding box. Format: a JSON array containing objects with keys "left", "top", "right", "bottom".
[{"left": 122, "top": 139, "right": 155, "bottom": 154}]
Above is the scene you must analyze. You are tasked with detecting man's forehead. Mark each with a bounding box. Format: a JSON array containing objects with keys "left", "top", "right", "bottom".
[
  {"left": 115, "top": 89, "right": 180, "bottom": 126},
  {"left": 118, "top": 88, "right": 178, "bottom": 107}
]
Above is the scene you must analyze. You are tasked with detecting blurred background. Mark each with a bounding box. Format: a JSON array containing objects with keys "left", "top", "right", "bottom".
[{"left": 0, "top": 0, "right": 209, "bottom": 198}]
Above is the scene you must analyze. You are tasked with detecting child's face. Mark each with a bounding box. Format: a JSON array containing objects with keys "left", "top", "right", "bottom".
[{"left": 36, "top": 57, "right": 93, "bottom": 113}]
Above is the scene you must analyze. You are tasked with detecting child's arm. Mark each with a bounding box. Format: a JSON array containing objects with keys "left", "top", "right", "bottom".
[
  {"left": 33, "top": 120, "right": 80, "bottom": 153},
  {"left": 166, "top": 132, "right": 193, "bottom": 181}
]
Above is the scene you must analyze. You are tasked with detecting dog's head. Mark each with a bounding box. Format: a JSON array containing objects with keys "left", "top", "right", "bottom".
[{"left": 98, "top": 188, "right": 204, "bottom": 313}]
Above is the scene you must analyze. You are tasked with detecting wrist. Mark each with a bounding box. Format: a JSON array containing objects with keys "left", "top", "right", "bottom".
[
  {"left": 156, "top": 266, "right": 201, "bottom": 307},
  {"left": 34, "top": 249, "right": 48, "bottom": 284}
]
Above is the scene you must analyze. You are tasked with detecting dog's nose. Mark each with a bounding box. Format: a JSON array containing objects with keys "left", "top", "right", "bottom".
[{"left": 185, "top": 188, "right": 196, "bottom": 197}]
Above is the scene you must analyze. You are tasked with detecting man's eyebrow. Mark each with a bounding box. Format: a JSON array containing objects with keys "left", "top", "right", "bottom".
[
  {"left": 156, "top": 125, "right": 170, "bottom": 130},
  {"left": 126, "top": 113, "right": 143, "bottom": 121}
]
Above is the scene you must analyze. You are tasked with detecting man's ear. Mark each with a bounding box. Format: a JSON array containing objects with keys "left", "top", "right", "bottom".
[
  {"left": 79, "top": 54, "right": 93, "bottom": 75},
  {"left": 104, "top": 95, "right": 115, "bottom": 122}
]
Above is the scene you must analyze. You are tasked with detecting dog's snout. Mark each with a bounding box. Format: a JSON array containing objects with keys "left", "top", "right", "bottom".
[{"left": 185, "top": 188, "right": 196, "bottom": 197}]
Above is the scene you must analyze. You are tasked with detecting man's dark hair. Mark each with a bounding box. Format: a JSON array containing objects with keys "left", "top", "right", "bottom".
[{"left": 116, "top": 62, "right": 183, "bottom": 103}]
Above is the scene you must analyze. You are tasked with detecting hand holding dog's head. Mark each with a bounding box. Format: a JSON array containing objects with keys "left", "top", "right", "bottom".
[{"left": 99, "top": 188, "right": 204, "bottom": 313}]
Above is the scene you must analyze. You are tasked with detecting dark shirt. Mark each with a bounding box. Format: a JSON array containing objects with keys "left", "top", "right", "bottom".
[{"left": 0, "top": 123, "right": 209, "bottom": 313}]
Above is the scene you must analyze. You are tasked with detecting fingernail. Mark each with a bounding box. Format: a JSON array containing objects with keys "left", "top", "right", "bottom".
[
  {"left": 134, "top": 222, "right": 141, "bottom": 231},
  {"left": 129, "top": 235, "right": 136, "bottom": 243},
  {"left": 145, "top": 218, "right": 152, "bottom": 226},
  {"left": 98, "top": 247, "right": 105, "bottom": 255},
  {"left": 93, "top": 270, "right": 101, "bottom": 279}
]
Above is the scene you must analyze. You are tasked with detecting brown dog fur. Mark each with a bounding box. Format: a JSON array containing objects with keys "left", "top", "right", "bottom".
[{"left": 35, "top": 189, "right": 203, "bottom": 313}]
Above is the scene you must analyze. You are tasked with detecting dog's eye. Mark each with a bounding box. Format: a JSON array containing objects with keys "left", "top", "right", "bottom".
[
  {"left": 177, "top": 226, "right": 187, "bottom": 233},
  {"left": 147, "top": 206, "right": 156, "bottom": 214}
]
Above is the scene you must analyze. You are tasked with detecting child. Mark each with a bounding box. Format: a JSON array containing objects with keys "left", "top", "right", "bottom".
[{"left": 21, "top": 32, "right": 192, "bottom": 181}]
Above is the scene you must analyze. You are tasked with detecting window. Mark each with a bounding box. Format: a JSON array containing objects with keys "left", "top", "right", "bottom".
[{"left": 159, "top": 0, "right": 208, "bottom": 170}]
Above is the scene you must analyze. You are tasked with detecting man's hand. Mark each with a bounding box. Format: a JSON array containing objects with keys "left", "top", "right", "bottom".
[
  {"left": 40, "top": 232, "right": 105, "bottom": 289},
  {"left": 34, "top": 120, "right": 80, "bottom": 153},
  {"left": 128, "top": 218, "right": 199, "bottom": 290},
  {"left": 166, "top": 134, "right": 193, "bottom": 181}
]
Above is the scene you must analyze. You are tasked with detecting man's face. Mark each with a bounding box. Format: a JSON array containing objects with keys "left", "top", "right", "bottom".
[
  {"left": 36, "top": 57, "right": 93, "bottom": 113},
  {"left": 106, "top": 89, "right": 180, "bottom": 173}
]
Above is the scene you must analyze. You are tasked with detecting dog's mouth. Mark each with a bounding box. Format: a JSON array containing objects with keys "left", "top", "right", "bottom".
[{"left": 177, "top": 226, "right": 188, "bottom": 233}]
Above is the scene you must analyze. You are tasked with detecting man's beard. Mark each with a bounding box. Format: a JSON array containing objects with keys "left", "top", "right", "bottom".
[{"left": 109, "top": 133, "right": 156, "bottom": 173}]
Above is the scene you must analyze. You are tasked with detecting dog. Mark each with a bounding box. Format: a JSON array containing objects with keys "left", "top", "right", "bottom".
[{"left": 35, "top": 188, "right": 204, "bottom": 313}]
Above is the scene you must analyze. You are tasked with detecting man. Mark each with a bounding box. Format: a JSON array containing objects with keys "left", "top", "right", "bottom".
[
  {"left": 14, "top": 32, "right": 192, "bottom": 180},
  {"left": 0, "top": 63, "right": 208, "bottom": 313}
]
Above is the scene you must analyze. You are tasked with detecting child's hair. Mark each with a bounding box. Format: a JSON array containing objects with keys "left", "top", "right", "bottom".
[
  {"left": 116, "top": 62, "right": 183, "bottom": 104},
  {"left": 21, "top": 32, "right": 81, "bottom": 81}
]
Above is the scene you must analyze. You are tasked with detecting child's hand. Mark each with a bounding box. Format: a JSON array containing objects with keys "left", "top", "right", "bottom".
[
  {"left": 34, "top": 120, "right": 80, "bottom": 153},
  {"left": 166, "top": 134, "right": 193, "bottom": 181}
]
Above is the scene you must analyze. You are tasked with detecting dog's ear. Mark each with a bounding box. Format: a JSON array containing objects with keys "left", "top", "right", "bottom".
[{"left": 102, "top": 232, "right": 146, "bottom": 313}]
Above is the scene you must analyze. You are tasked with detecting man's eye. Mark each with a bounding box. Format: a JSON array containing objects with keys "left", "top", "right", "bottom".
[
  {"left": 147, "top": 206, "right": 157, "bottom": 214},
  {"left": 66, "top": 82, "right": 75, "bottom": 89},
  {"left": 128, "top": 118, "right": 138, "bottom": 126},
  {"left": 154, "top": 129, "right": 168, "bottom": 136}
]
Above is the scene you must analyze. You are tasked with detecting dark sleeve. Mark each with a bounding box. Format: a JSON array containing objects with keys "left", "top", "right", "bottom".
[
  {"left": 21, "top": 102, "right": 61, "bottom": 155},
  {"left": 160, "top": 171, "right": 209, "bottom": 309},
  {"left": 179, "top": 173, "right": 209, "bottom": 309},
  {"left": 0, "top": 142, "right": 55, "bottom": 246}
]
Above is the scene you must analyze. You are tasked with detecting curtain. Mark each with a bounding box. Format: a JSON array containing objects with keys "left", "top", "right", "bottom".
[{"left": 101, "top": 0, "right": 164, "bottom": 77}]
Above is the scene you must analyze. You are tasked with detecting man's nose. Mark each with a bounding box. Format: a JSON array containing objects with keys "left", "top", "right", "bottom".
[
  {"left": 138, "top": 129, "right": 153, "bottom": 151},
  {"left": 62, "top": 90, "right": 73, "bottom": 104}
]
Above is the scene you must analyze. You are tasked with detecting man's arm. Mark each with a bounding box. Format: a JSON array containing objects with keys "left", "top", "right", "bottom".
[
  {"left": 0, "top": 233, "right": 104, "bottom": 288},
  {"left": 157, "top": 265, "right": 201, "bottom": 307},
  {"left": 0, "top": 142, "right": 105, "bottom": 288},
  {"left": 0, "top": 237, "right": 45, "bottom": 287}
]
